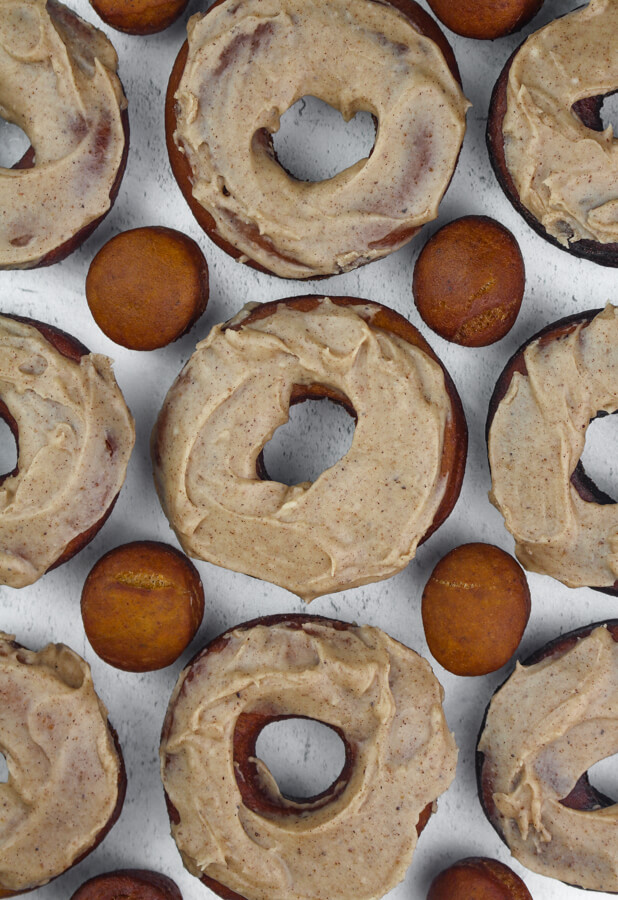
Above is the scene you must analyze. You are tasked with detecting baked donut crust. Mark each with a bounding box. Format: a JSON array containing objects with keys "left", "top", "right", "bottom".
[
  {"left": 487, "top": 306, "right": 618, "bottom": 594},
  {"left": 0, "top": 313, "right": 135, "bottom": 588},
  {"left": 165, "top": 0, "right": 468, "bottom": 278},
  {"left": 0, "top": 0, "right": 130, "bottom": 270},
  {"left": 487, "top": 2, "right": 618, "bottom": 267},
  {"left": 70, "top": 869, "right": 182, "bottom": 900},
  {"left": 0, "top": 635, "right": 126, "bottom": 897},
  {"left": 477, "top": 621, "right": 618, "bottom": 892},
  {"left": 152, "top": 295, "right": 467, "bottom": 600},
  {"left": 160, "top": 613, "right": 458, "bottom": 900}
]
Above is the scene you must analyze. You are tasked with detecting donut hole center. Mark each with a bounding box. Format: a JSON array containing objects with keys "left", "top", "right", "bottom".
[
  {"left": 260, "top": 393, "right": 355, "bottom": 486},
  {"left": 0, "top": 753, "right": 7, "bottom": 783},
  {"left": 577, "top": 411, "right": 618, "bottom": 503},
  {"left": 0, "top": 415, "right": 18, "bottom": 482},
  {"left": 0, "top": 119, "right": 31, "bottom": 169},
  {"left": 600, "top": 92, "right": 618, "bottom": 134},
  {"left": 255, "top": 717, "right": 347, "bottom": 801},
  {"left": 272, "top": 96, "right": 376, "bottom": 182},
  {"left": 587, "top": 754, "right": 618, "bottom": 804}
]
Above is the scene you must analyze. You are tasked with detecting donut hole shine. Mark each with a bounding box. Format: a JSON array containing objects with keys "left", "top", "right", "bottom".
[
  {"left": 271, "top": 95, "right": 376, "bottom": 183},
  {"left": 577, "top": 411, "right": 618, "bottom": 503},
  {"left": 0, "top": 119, "right": 31, "bottom": 169}
]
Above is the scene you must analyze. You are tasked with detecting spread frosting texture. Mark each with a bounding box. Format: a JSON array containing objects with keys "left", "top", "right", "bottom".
[
  {"left": 0, "top": 315, "right": 135, "bottom": 588},
  {"left": 479, "top": 626, "right": 618, "bottom": 892},
  {"left": 152, "top": 299, "right": 453, "bottom": 600},
  {"left": 160, "top": 619, "right": 458, "bottom": 900},
  {"left": 174, "top": 0, "right": 469, "bottom": 278},
  {"left": 0, "top": 0, "right": 127, "bottom": 268},
  {"left": 0, "top": 634, "right": 122, "bottom": 892},
  {"left": 489, "top": 304, "right": 618, "bottom": 588},
  {"left": 503, "top": 0, "right": 618, "bottom": 247}
]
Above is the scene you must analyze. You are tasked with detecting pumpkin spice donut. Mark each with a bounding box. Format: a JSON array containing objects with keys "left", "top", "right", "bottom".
[
  {"left": 0, "top": 313, "right": 134, "bottom": 589},
  {"left": 0, "top": 634, "right": 126, "bottom": 896},
  {"left": 487, "top": 304, "right": 618, "bottom": 594},
  {"left": 71, "top": 869, "right": 182, "bottom": 900},
  {"left": 487, "top": 0, "right": 618, "bottom": 267},
  {"left": 160, "top": 613, "right": 458, "bottom": 900},
  {"left": 152, "top": 296, "right": 467, "bottom": 601},
  {"left": 165, "top": 0, "right": 469, "bottom": 278},
  {"left": 477, "top": 621, "right": 618, "bottom": 892},
  {"left": 0, "top": 0, "right": 129, "bottom": 270}
]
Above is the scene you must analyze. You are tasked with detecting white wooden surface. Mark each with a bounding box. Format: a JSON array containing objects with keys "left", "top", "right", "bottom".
[{"left": 2, "top": 0, "right": 618, "bottom": 897}]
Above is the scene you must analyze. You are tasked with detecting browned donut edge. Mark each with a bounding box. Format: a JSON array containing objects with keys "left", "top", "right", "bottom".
[
  {"left": 476, "top": 620, "right": 618, "bottom": 894},
  {"left": 160, "top": 613, "right": 436, "bottom": 900},
  {"left": 89, "top": 0, "right": 190, "bottom": 36},
  {"left": 70, "top": 868, "right": 182, "bottom": 900},
  {"left": 485, "top": 307, "right": 618, "bottom": 596},
  {"left": 486, "top": 19, "right": 618, "bottom": 268},
  {"left": 165, "top": 0, "right": 462, "bottom": 279},
  {"left": 0, "top": 639, "right": 127, "bottom": 899},
  {"left": 0, "top": 314, "right": 122, "bottom": 579}
]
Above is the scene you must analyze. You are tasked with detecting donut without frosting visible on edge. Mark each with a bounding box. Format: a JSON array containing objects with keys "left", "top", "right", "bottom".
[
  {"left": 165, "top": 0, "right": 469, "bottom": 278},
  {"left": 152, "top": 296, "right": 467, "bottom": 601},
  {"left": 160, "top": 613, "right": 458, "bottom": 900},
  {"left": 0, "top": 634, "right": 126, "bottom": 896},
  {"left": 70, "top": 869, "right": 183, "bottom": 899},
  {"left": 477, "top": 621, "right": 618, "bottom": 892},
  {"left": 0, "top": 0, "right": 129, "bottom": 269},
  {"left": 0, "top": 313, "right": 135, "bottom": 588},
  {"left": 487, "top": 0, "right": 618, "bottom": 267}
]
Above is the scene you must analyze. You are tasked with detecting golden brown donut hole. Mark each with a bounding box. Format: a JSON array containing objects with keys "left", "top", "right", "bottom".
[
  {"left": 89, "top": 0, "right": 189, "bottom": 35},
  {"left": 427, "top": 857, "right": 533, "bottom": 900},
  {"left": 426, "top": 0, "right": 544, "bottom": 40}
]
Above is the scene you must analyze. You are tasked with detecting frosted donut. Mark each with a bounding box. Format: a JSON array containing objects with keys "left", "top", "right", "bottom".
[
  {"left": 165, "top": 0, "right": 469, "bottom": 278},
  {"left": 160, "top": 614, "right": 458, "bottom": 900},
  {"left": 487, "top": 304, "right": 618, "bottom": 592},
  {"left": 0, "top": 633, "right": 126, "bottom": 895},
  {"left": 152, "top": 296, "right": 467, "bottom": 601},
  {"left": 0, "top": 0, "right": 129, "bottom": 270},
  {"left": 0, "top": 314, "right": 135, "bottom": 588}
]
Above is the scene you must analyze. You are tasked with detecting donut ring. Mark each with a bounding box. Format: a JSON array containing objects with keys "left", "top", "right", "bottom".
[
  {"left": 0, "top": 313, "right": 135, "bottom": 588},
  {"left": 477, "top": 621, "right": 618, "bottom": 893},
  {"left": 487, "top": 305, "right": 618, "bottom": 594},
  {"left": 70, "top": 869, "right": 183, "bottom": 900},
  {"left": 160, "top": 613, "right": 458, "bottom": 900},
  {"left": 165, "top": 0, "right": 469, "bottom": 278},
  {"left": 0, "top": 0, "right": 129, "bottom": 269},
  {"left": 152, "top": 295, "right": 467, "bottom": 600},
  {"left": 0, "top": 634, "right": 126, "bottom": 896},
  {"left": 487, "top": 1, "right": 618, "bottom": 267}
]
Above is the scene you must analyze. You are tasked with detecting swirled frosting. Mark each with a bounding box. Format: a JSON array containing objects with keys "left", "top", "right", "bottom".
[
  {"left": 0, "top": 315, "right": 134, "bottom": 588},
  {"left": 479, "top": 626, "right": 618, "bottom": 892},
  {"left": 489, "top": 304, "right": 618, "bottom": 588},
  {"left": 503, "top": 0, "right": 618, "bottom": 247},
  {"left": 0, "top": 0, "right": 127, "bottom": 269},
  {"left": 152, "top": 299, "right": 453, "bottom": 600},
  {"left": 0, "top": 634, "right": 122, "bottom": 892},
  {"left": 173, "top": 0, "right": 469, "bottom": 278},
  {"left": 161, "top": 619, "right": 457, "bottom": 900}
]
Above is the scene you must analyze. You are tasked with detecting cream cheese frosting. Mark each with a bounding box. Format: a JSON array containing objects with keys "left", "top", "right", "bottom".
[
  {"left": 0, "top": 634, "right": 122, "bottom": 892},
  {"left": 173, "top": 0, "right": 469, "bottom": 278},
  {"left": 0, "top": 0, "right": 127, "bottom": 269},
  {"left": 503, "top": 0, "right": 618, "bottom": 247},
  {"left": 488, "top": 304, "right": 618, "bottom": 588},
  {"left": 152, "top": 298, "right": 453, "bottom": 600},
  {"left": 160, "top": 618, "right": 458, "bottom": 900},
  {"left": 478, "top": 626, "right": 618, "bottom": 892},
  {"left": 0, "top": 314, "right": 135, "bottom": 588}
]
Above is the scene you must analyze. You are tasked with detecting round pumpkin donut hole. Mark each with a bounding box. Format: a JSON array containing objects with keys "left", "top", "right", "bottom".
[
  {"left": 71, "top": 869, "right": 183, "bottom": 900},
  {"left": 426, "top": 0, "right": 544, "bottom": 40},
  {"left": 81, "top": 541, "right": 205, "bottom": 672},
  {"left": 86, "top": 226, "right": 209, "bottom": 351},
  {"left": 413, "top": 216, "right": 525, "bottom": 347},
  {"left": 89, "top": 0, "right": 189, "bottom": 35},
  {"left": 427, "top": 857, "right": 533, "bottom": 900},
  {"left": 421, "top": 543, "right": 531, "bottom": 676}
]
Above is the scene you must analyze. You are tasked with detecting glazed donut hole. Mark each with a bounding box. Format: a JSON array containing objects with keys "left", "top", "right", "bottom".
[
  {"left": 71, "top": 869, "right": 183, "bottom": 900},
  {"left": 426, "top": 0, "right": 544, "bottom": 40},
  {"left": 413, "top": 216, "right": 525, "bottom": 347},
  {"left": 86, "top": 226, "right": 209, "bottom": 351},
  {"left": 421, "top": 543, "right": 531, "bottom": 676},
  {"left": 89, "top": 0, "right": 189, "bottom": 34},
  {"left": 427, "top": 857, "right": 533, "bottom": 900},
  {"left": 81, "top": 541, "right": 205, "bottom": 672}
]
